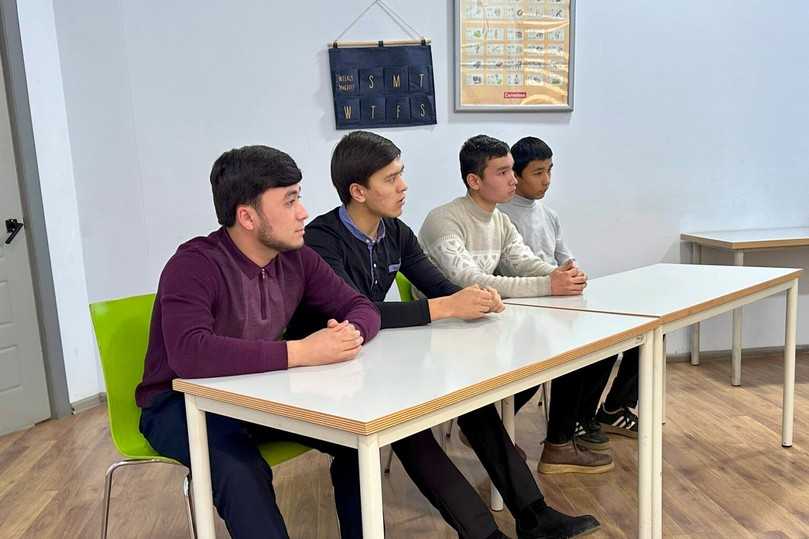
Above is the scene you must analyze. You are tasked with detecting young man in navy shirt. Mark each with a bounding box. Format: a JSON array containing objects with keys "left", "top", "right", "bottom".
[{"left": 287, "top": 131, "right": 599, "bottom": 539}]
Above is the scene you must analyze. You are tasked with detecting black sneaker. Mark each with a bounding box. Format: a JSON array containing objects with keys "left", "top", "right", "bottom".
[
  {"left": 596, "top": 405, "right": 639, "bottom": 439},
  {"left": 574, "top": 419, "right": 610, "bottom": 451},
  {"left": 517, "top": 502, "right": 600, "bottom": 539}
]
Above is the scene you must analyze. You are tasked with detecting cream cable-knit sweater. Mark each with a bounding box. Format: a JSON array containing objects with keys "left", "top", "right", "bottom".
[{"left": 418, "top": 194, "right": 556, "bottom": 298}]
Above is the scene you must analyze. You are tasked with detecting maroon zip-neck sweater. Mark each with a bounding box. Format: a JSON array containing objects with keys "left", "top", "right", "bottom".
[{"left": 136, "top": 227, "right": 381, "bottom": 408}]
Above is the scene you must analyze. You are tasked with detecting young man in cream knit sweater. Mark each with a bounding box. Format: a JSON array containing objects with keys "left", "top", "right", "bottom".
[{"left": 419, "top": 135, "right": 613, "bottom": 475}]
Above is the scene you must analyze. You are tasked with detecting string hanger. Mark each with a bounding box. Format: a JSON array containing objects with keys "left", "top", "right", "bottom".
[{"left": 331, "top": 0, "right": 429, "bottom": 48}]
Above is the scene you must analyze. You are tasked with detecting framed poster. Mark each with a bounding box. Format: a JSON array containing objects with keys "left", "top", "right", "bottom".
[{"left": 454, "top": 0, "right": 575, "bottom": 112}]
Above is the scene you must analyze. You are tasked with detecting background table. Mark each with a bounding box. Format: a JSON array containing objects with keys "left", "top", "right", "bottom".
[
  {"left": 681, "top": 227, "right": 809, "bottom": 383},
  {"left": 174, "top": 305, "right": 661, "bottom": 538}
]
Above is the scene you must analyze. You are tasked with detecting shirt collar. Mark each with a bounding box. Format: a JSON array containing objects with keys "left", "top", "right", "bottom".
[
  {"left": 461, "top": 193, "right": 495, "bottom": 222},
  {"left": 216, "top": 227, "right": 269, "bottom": 280},
  {"left": 338, "top": 205, "right": 386, "bottom": 246},
  {"left": 509, "top": 194, "right": 538, "bottom": 208}
]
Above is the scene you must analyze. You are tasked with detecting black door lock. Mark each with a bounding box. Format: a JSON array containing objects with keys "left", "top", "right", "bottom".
[{"left": 5, "top": 219, "right": 23, "bottom": 245}]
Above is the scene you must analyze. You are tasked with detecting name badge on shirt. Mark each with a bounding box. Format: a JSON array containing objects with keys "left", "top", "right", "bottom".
[{"left": 388, "top": 262, "right": 401, "bottom": 273}]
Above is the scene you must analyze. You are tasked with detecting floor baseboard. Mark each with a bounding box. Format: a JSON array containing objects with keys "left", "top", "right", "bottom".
[
  {"left": 70, "top": 392, "right": 106, "bottom": 414},
  {"left": 665, "top": 344, "right": 809, "bottom": 363}
]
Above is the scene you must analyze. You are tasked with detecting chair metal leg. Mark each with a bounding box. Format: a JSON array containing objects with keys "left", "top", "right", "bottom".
[
  {"left": 541, "top": 382, "right": 551, "bottom": 424},
  {"left": 184, "top": 473, "right": 197, "bottom": 539},
  {"left": 384, "top": 447, "right": 395, "bottom": 474},
  {"left": 100, "top": 459, "right": 190, "bottom": 539},
  {"left": 100, "top": 462, "right": 120, "bottom": 539}
]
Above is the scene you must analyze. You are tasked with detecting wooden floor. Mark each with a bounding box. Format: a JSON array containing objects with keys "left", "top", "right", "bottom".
[{"left": 3, "top": 352, "right": 809, "bottom": 538}]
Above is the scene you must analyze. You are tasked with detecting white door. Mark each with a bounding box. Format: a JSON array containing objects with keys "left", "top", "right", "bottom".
[{"left": 0, "top": 45, "right": 50, "bottom": 434}]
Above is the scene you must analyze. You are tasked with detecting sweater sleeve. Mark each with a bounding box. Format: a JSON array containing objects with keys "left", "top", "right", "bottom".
[
  {"left": 419, "top": 209, "right": 552, "bottom": 299},
  {"left": 304, "top": 223, "right": 428, "bottom": 330},
  {"left": 160, "top": 252, "right": 289, "bottom": 378},
  {"left": 400, "top": 221, "right": 461, "bottom": 298},
  {"left": 549, "top": 209, "right": 575, "bottom": 266},
  {"left": 496, "top": 213, "right": 557, "bottom": 284},
  {"left": 300, "top": 247, "right": 381, "bottom": 342}
]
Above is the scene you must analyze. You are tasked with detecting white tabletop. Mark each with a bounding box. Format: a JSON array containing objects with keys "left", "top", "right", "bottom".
[
  {"left": 174, "top": 305, "right": 656, "bottom": 433},
  {"left": 505, "top": 263, "right": 801, "bottom": 322},
  {"left": 681, "top": 227, "right": 809, "bottom": 250}
]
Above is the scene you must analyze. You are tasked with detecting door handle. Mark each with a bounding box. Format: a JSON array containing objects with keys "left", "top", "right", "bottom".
[{"left": 5, "top": 218, "right": 23, "bottom": 245}]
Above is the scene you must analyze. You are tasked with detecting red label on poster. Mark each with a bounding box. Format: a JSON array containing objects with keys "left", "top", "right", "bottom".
[{"left": 503, "top": 91, "right": 527, "bottom": 98}]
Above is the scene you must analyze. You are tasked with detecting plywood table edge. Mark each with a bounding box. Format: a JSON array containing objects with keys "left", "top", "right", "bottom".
[
  {"left": 657, "top": 270, "right": 802, "bottom": 325},
  {"left": 681, "top": 233, "right": 809, "bottom": 250},
  {"left": 504, "top": 302, "right": 661, "bottom": 320},
  {"left": 172, "top": 318, "right": 660, "bottom": 436}
]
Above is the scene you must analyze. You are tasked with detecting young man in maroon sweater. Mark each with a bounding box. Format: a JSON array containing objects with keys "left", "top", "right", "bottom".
[{"left": 136, "top": 145, "right": 381, "bottom": 539}]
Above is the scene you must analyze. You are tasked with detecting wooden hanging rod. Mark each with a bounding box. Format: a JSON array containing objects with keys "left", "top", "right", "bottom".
[{"left": 330, "top": 38, "right": 431, "bottom": 48}]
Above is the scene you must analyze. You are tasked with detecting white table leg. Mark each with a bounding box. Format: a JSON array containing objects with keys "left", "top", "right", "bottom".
[
  {"left": 731, "top": 251, "right": 745, "bottom": 386},
  {"left": 502, "top": 396, "right": 516, "bottom": 440},
  {"left": 652, "top": 328, "right": 664, "bottom": 538},
  {"left": 783, "top": 280, "right": 798, "bottom": 447},
  {"left": 490, "top": 400, "right": 505, "bottom": 511},
  {"left": 358, "top": 434, "right": 385, "bottom": 538},
  {"left": 184, "top": 395, "right": 216, "bottom": 539},
  {"left": 638, "top": 330, "right": 654, "bottom": 538},
  {"left": 502, "top": 395, "right": 516, "bottom": 443},
  {"left": 661, "top": 334, "right": 667, "bottom": 424},
  {"left": 489, "top": 396, "right": 517, "bottom": 511},
  {"left": 690, "top": 243, "right": 701, "bottom": 366}
]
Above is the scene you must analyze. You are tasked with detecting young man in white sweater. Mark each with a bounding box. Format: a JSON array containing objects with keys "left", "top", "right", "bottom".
[
  {"left": 499, "top": 137, "right": 639, "bottom": 444},
  {"left": 419, "top": 135, "right": 613, "bottom": 475}
]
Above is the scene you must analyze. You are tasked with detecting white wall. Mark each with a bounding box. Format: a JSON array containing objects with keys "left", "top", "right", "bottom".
[
  {"left": 36, "top": 0, "right": 809, "bottom": 397},
  {"left": 16, "top": 0, "right": 101, "bottom": 404}
]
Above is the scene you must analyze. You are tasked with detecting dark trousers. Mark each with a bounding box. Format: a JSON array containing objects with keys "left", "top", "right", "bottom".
[
  {"left": 579, "top": 346, "right": 640, "bottom": 420},
  {"left": 140, "top": 392, "right": 362, "bottom": 539},
  {"left": 457, "top": 404, "right": 545, "bottom": 517},
  {"left": 603, "top": 346, "right": 639, "bottom": 411},
  {"left": 141, "top": 392, "right": 507, "bottom": 539},
  {"left": 514, "top": 359, "right": 614, "bottom": 444},
  {"left": 391, "top": 424, "right": 501, "bottom": 539},
  {"left": 515, "top": 348, "right": 641, "bottom": 442}
]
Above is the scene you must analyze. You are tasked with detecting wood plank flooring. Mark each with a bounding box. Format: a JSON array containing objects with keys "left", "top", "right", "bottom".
[{"left": 2, "top": 352, "right": 808, "bottom": 538}]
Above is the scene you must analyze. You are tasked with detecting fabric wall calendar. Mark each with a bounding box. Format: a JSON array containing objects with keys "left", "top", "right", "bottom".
[{"left": 329, "top": 44, "right": 436, "bottom": 130}]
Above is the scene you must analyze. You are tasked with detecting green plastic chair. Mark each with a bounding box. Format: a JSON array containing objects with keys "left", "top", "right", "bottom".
[
  {"left": 385, "top": 274, "right": 422, "bottom": 474},
  {"left": 90, "top": 294, "right": 309, "bottom": 538},
  {"left": 395, "top": 271, "right": 413, "bottom": 302}
]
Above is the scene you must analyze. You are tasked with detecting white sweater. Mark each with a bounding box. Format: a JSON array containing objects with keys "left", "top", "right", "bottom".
[
  {"left": 498, "top": 194, "right": 574, "bottom": 267},
  {"left": 418, "top": 194, "right": 556, "bottom": 298}
]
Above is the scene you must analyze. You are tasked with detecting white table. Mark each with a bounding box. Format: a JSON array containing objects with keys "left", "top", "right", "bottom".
[
  {"left": 681, "top": 227, "right": 809, "bottom": 383},
  {"left": 506, "top": 263, "right": 801, "bottom": 539},
  {"left": 174, "top": 305, "right": 661, "bottom": 538}
]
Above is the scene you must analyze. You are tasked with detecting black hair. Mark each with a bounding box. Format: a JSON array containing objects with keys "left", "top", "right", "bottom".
[
  {"left": 210, "top": 145, "right": 302, "bottom": 227},
  {"left": 510, "top": 136, "right": 553, "bottom": 176},
  {"left": 330, "top": 131, "right": 401, "bottom": 205},
  {"left": 459, "top": 134, "right": 510, "bottom": 188}
]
